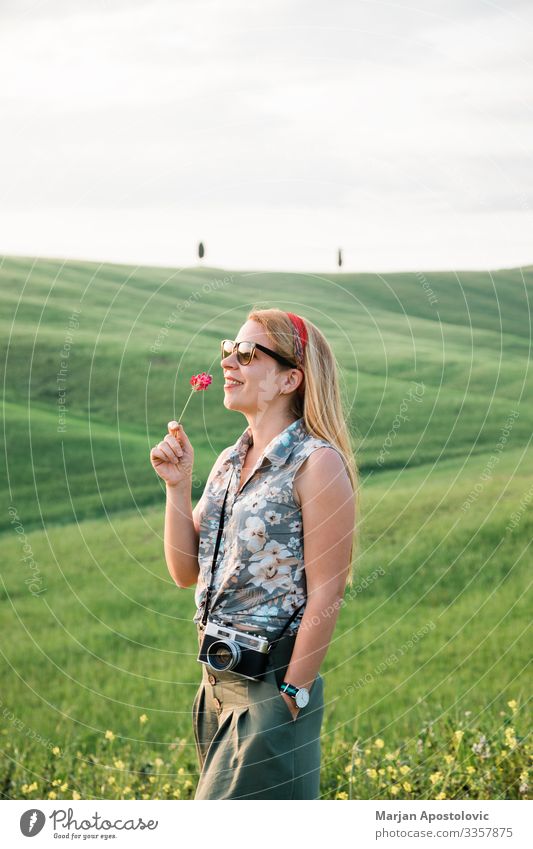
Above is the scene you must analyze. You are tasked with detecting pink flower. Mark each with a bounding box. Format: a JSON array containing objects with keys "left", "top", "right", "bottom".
[
  {"left": 176, "top": 372, "right": 213, "bottom": 423},
  {"left": 189, "top": 372, "right": 213, "bottom": 391}
]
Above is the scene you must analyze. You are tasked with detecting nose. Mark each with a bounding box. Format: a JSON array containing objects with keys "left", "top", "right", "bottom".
[{"left": 221, "top": 346, "right": 238, "bottom": 367}]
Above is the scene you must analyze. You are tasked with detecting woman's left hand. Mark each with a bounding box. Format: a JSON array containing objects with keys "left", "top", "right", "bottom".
[{"left": 280, "top": 690, "right": 300, "bottom": 721}]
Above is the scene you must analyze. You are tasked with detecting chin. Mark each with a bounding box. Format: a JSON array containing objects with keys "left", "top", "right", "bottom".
[
  {"left": 224, "top": 392, "right": 253, "bottom": 414},
  {"left": 223, "top": 395, "right": 242, "bottom": 411}
]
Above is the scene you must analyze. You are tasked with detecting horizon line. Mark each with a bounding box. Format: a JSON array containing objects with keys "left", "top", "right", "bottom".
[{"left": 1, "top": 251, "right": 532, "bottom": 278}]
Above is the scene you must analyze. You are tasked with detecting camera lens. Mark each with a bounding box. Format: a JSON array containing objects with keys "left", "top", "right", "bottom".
[{"left": 207, "top": 639, "right": 241, "bottom": 671}]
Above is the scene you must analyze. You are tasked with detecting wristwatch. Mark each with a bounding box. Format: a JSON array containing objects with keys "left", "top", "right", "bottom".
[{"left": 280, "top": 681, "right": 310, "bottom": 708}]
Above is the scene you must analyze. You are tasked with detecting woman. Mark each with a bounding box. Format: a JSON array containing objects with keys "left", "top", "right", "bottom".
[{"left": 150, "top": 308, "right": 357, "bottom": 800}]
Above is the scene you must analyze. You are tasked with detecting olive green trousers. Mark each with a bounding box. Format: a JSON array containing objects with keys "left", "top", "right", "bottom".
[{"left": 192, "top": 626, "right": 324, "bottom": 800}]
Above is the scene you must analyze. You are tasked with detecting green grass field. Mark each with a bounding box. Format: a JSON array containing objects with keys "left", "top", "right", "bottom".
[{"left": 0, "top": 256, "right": 531, "bottom": 799}]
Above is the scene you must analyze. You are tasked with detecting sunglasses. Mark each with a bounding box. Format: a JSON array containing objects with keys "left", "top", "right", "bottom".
[{"left": 221, "top": 339, "right": 297, "bottom": 369}]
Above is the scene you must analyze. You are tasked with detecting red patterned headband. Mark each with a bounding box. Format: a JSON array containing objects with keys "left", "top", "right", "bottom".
[{"left": 286, "top": 312, "right": 308, "bottom": 368}]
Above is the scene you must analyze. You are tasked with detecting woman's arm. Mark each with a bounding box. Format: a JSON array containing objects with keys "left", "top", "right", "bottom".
[
  {"left": 164, "top": 447, "right": 231, "bottom": 588},
  {"left": 164, "top": 481, "right": 200, "bottom": 588},
  {"left": 281, "top": 446, "right": 356, "bottom": 717}
]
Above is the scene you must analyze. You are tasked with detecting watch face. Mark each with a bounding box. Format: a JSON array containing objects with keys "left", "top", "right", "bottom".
[{"left": 295, "top": 688, "right": 309, "bottom": 708}]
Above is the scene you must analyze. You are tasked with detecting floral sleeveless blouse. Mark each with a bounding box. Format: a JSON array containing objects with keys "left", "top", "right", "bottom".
[{"left": 194, "top": 417, "right": 342, "bottom": 638}]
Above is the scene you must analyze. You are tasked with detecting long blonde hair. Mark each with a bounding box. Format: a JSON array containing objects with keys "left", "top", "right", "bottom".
[{"left": 247, "top": 307, "right": 359, "bottom": 579}]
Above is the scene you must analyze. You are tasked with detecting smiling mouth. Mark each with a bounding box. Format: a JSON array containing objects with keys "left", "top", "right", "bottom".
[{"left": 224, "top": 378, "right": 243, "bottom": 388}]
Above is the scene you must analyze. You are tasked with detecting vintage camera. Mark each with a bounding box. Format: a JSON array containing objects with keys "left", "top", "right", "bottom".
[{"left": 198, "top": 620, "right": 270, "bottom": 681}]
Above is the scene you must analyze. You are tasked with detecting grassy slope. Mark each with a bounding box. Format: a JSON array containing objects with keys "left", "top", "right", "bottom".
[
  {"left": 0, "top": 255, "right": 531, "bottom": 759},
  {"left": 1, "top": 257, "right": 532, "bottom": 533},
  {"left": 0, "top": 443, "right": 530, "bottom": 749}
]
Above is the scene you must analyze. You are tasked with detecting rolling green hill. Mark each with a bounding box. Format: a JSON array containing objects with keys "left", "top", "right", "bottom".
[
  {"left": 1, "top": 256, "right": 531, "bottom": 533},
  {"left": 1, "top": 256, "right": 531, "bottom": 800}
]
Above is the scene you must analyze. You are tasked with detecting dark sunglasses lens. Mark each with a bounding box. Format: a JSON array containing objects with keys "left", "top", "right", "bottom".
[
  {"left": 237, "top": 342, "right": 253, "bottom": 364},
  {"left": 221, "top": 340, "right": 234, "bottom": 357}
]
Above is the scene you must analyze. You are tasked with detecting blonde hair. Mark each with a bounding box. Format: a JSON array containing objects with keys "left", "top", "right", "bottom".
[{"left": 247, "top": 307, "right": 359, "bottom": 580}]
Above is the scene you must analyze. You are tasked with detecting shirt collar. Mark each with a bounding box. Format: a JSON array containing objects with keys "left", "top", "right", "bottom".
[{"left": 227, "top": 417, "right": 306, "bottom": 470}]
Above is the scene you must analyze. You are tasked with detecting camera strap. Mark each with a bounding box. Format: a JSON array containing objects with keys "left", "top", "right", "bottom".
[
  {"left": 267, "top": 601, "right": 307, "bottom": 651},
  {"left": 200, "top": 466, "right": 235, "bottom": 628}
]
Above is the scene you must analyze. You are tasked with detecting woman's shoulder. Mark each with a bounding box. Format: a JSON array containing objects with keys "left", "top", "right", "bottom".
[
  {"left": 293, "top": 434, "right": 352, "bottom": 496},
  {"left": 294, "top": 429, "right": 346, "bottom": 464}
]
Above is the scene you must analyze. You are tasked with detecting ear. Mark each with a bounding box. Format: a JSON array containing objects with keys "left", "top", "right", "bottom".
[{"left": 283, "top": 368, "right": 304, "bottom": 394}]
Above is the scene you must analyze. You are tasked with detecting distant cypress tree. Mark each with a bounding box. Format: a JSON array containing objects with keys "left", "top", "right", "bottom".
[
  {"left": 198, "top": 242, "right": 205, "bottom": 260},
  {"left": 338, "top": 248, "right": 343, "bottom": 268}
]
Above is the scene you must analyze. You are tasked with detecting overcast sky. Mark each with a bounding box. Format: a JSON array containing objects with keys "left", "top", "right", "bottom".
[{"left": 1, "top": 0, "right": 532, "bottom": 272}]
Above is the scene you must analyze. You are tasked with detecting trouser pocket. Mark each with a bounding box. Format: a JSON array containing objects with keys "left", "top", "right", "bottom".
[{"left": 191, "top": 684, "right": 205, "bottom": 769}]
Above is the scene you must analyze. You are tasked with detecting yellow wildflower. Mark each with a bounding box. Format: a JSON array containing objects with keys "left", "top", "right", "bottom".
[
  {"left": 444, "top": 754, "right": 454, "bottom": 764},
  {"left": 507, "top": 700, "right": 518, "bottom": 712},
  {"left": 435, "top": 791, "right": 446, "bottom": 800},
  {"left": 353, "top": 757, "right": 362, "bottom": 767},
  {"left": 366, "top": 768, "right": 378, "bottom": 780},
  {"left": 430, "top": 771, "right": 443, "bottom": 785},
  {"left": 390, "top": 784, "right": 400, "bottom": 795},
  {"left": 399, "top": 765, "right": 410, "bottom": 775},
  {"left": 163, "top": 783, "right": 171, "bottom": 793},
  {"left": 72, "top": 791, "right": 81, "bottom": 800},
  {"left": 453, "top": 730, "right": 464, "bottom": 742},
  {"left": 336, "top": 791, "right": 348, "bottom": 799},
  {"left": 386, "top": 766, "right": 397, "bottom": 778},
  {"left": 172, "top": 788, "right": 181, "bottom": 798},
  {"left": 123, "top": 786, "right": 131, "bottom": 794},
  {"left": 107, "top": 776, "right": 116, "bottom": 785},
  {"left": 141, "top": 793, "right": 149, "bottom": 800},
  {"left": 60, "top": 782, "right": 68, "bottom": 792},
  {"left": 374, "top": 738, "right": 385, "bottom": 749},
  {"left": 114, "top": 759, "right": 125, "bottom": 769},
  {"left": 52, "top": 746, "right": 61, "bottom": 756},
  {"left": 385, "top": 752, "right": 395, "bottom": 761},
  {"left": 139, "top": 714, "right": 149, "bottom": 724},
  {"left": 505, "top": 730, "right": 518, "bottom": 749},
  {"left": 403, "top": 781, "right": 412, "bottom": 792},
  {"left": 154, "top": 757, "right": 164, "bottom": 767},
  {"left": 149, "top": 776, "right": 156, "bottom": 784},
  {"left": 48, "top": 791, "right": 57, "bottom": 799},
  {"left": 466, "top": 766, "right": 476, "bottom": 774},
  {"left": 378, "top": 768, "right": 385, "bottom": 775},
  {"left": 178, "top": 767, "right": 185, "bottom": 775},
  {"left": 105, "top": 730, "right": 116, "bottom": 741}
]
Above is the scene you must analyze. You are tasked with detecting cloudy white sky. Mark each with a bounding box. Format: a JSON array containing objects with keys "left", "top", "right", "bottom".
[{"left": 1, "top": 0, "right": 532, "bottom": 272}]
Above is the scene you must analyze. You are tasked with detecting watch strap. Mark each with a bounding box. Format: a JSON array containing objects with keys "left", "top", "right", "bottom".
[{"left": 280, "top": 681, "right": 299, "bottom": 697}]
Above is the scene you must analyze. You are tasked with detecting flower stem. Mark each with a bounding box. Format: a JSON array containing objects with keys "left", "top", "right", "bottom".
[{"left": 176, "top": 389, "right": 195, "bottom": 423}]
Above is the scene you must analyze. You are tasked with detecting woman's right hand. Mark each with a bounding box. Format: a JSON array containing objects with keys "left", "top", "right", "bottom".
[{"left": 150, "top": 421, "right": 194, "bottom": 488}]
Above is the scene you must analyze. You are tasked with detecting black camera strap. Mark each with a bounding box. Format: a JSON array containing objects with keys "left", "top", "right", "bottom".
[
  {"left": 267, "top": 601, "right": 307, "bottom": 651},
  {"left": 200, "top": 467, "right": 235, "bottom": 628}
]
